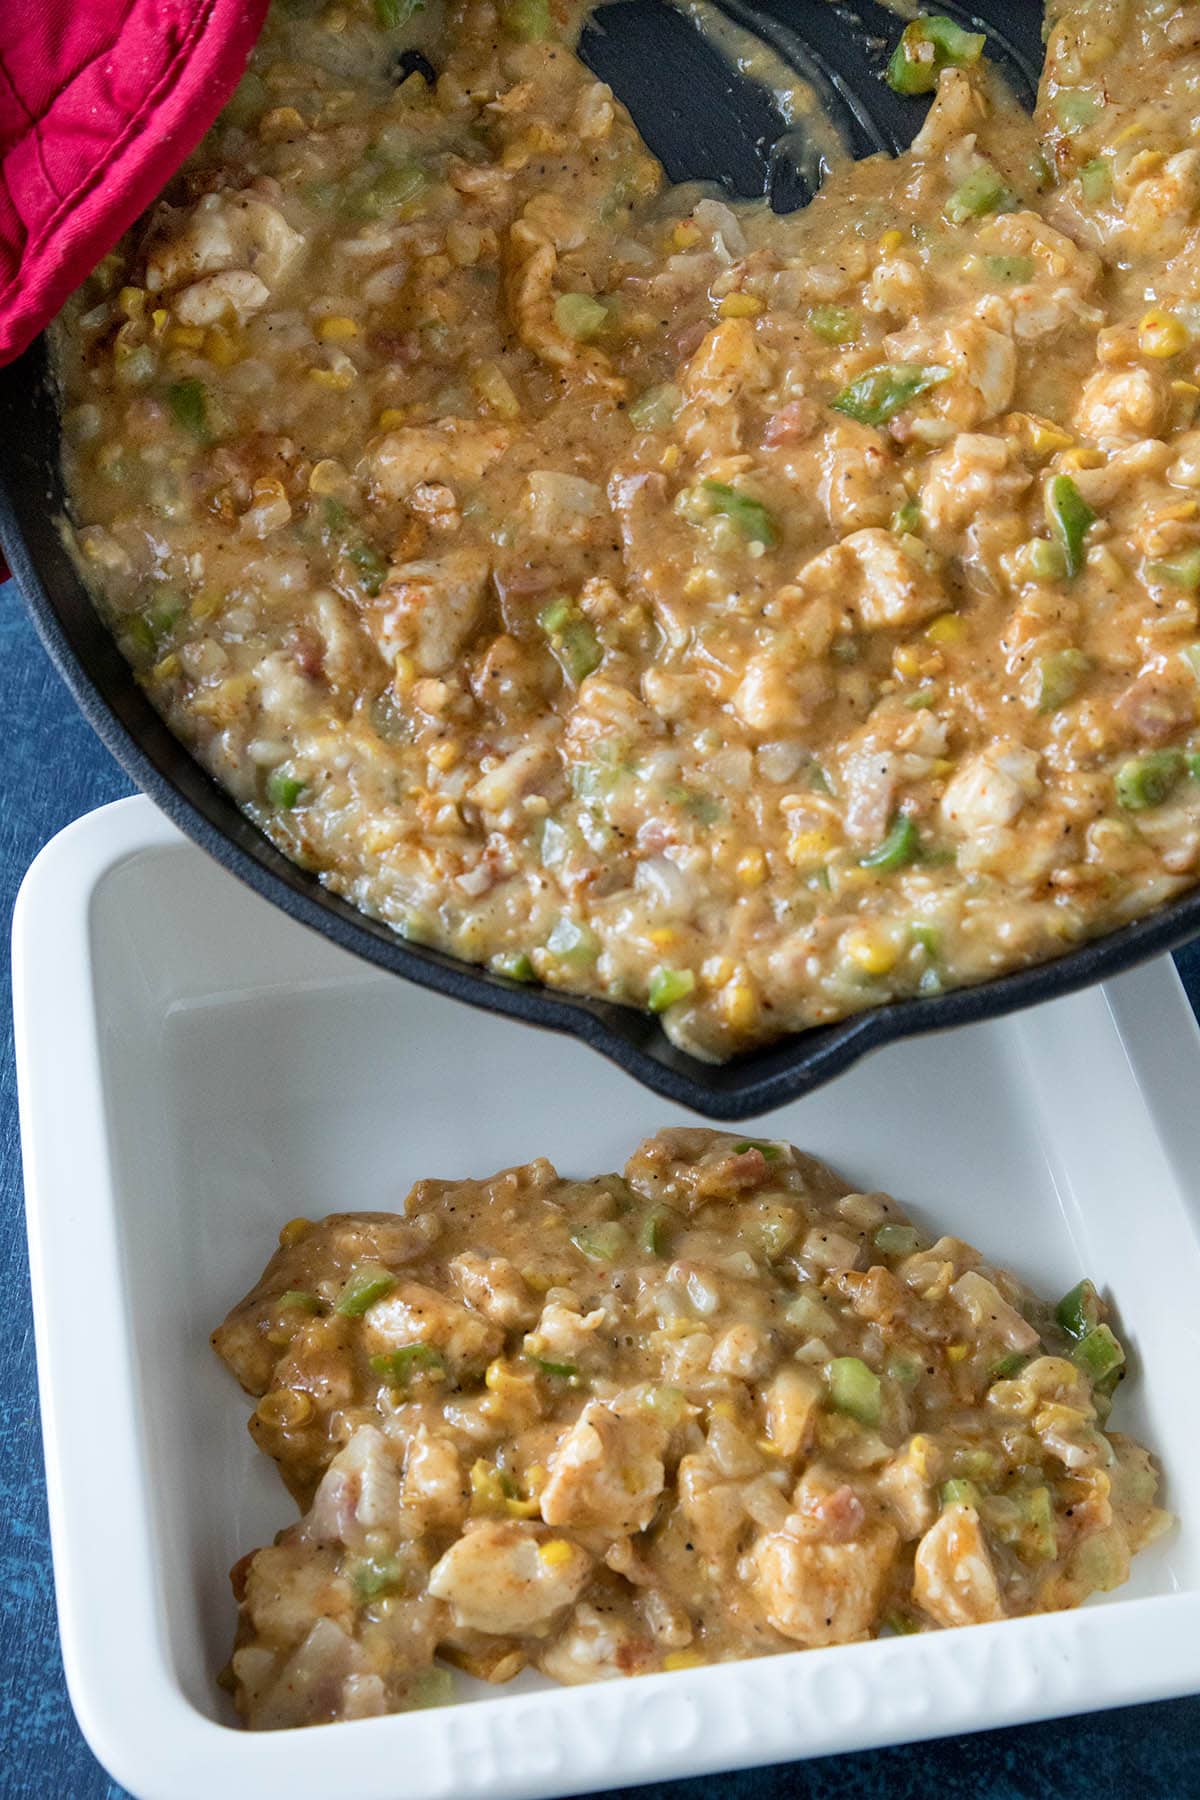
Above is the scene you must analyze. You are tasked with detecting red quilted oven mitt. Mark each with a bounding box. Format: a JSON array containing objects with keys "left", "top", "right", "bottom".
[{"left": 0, "top": 0, "right": 269, "bottom": 368}]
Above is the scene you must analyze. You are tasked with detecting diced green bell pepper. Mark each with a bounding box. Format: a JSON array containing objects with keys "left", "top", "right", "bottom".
[
  {"left": 807, "top": 304, "right": 859, "bottom": 344},
  {"left": 639, "top": 1208, "right": 673, "bottom": 1255},
  {"left": 648, "top": 966, "right": 696, "bottom": 1012},
  {"left": 831, "top": 363, "right": 949, "bottom": 426},
  {"left": 351, "top": 1554, "right": 405, "bottom": 1600},
  {"left": 554, "top": 292, "right": 609, "bottom": 341},
  {"left": 1055, "top": 1277, "right": 1101, "bottom": 1341},
  {"left": 827, "top": 1356, "right": 881, "bottom": 1426},
  {"left": 370, "top": 1342, "right": 447, "bottom": 1388},
  {"left": 570, "top": 1222, "right": 626, "bottom": 1263},
  {"left": 1036, "top": 648, "right": 1090, "bottom": 713},
  {"left": 337, "top": 1263, "right": 397, "bottom": 1316},
  {"left": 1073, "top": 1322, "right": 1125, "bottom": 1383},
  {"left": 1078, "top": 157, "right": 1112, "bottom": 205},
  {"left": 1150, "top": 549, "right": 1200, "bottom": 591},
  {"left": 874, "top": 1223, "right": 921, "bottom": 1255},
  {"left": 374, "top": 0, "right": 423, "bottom": 25},
  {"left": 167, "top": 378, "right": 210, "bottom": 441},
  {"left": 986, "top": 254, "right": 1035, "bottom": 283},
  {"left": 700, "top": 480, "right": 778, "bottom": 547},
  {"left": 277, "top": 1289, "right": 321, "bottom": 1313},
  {"left": 886, "top": 14, "right": 985, "bottom": 94},
  {"left": 266, "top": 769, "right": 306, "bottom": 810},
  {"left": 490, "top": 950, "right": 535, "bottom": 982},
  {"left": 538, "top": 598, "right": 602, "bottom": 684},
  {"left": 347, "top": 541, "right": 389, "bottom": 596},
  {"left": 945, "top": 162, "right": 1018, "bottom": 224},
  {"left": 1045, "top": 474, "right": 1095, "bottom": 578},
  {"left": 1114, "top": 750, "right": 1184, "bottom": 811},
  {"left": 628, "top": 383, "right": 681, "bottom": 431},
  {"left": 502, "top": 0, "right": 552, "bottom": 39},
  {"left": 861, "top": 812, "right": 920, "bottom": 871},
  {"left": 531, "top": 1355, "right": 580, "bottom": 1381}
]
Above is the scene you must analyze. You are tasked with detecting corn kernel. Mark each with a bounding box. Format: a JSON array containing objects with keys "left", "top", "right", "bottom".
[
  {"left": 663, "top": 1651, "right": 706, "bottom": 1672},
  {"left": 316, "top": 314, "right": 359, "bottom": 342},
  {"left": 150, "top": 652, "right": 181, "bottom": 682},
  {"left": 1172, "top": 379, "right": 1200, "bottom": 398},
  {"left": 378, "top": 407, "right": 408, "bottom": 429},
  {"left": 471, "top": 362, "right": 521, "bottom": 420},
  {"left": 843, "top": 925, "right": 899, "bottom": 977},
  {"left": 945, "top": 1343, "right": 970, "bottom": 1363},
  {"left": 720, "top": 979, "right": 759, "bottom": 1033},
  {"left": 660, "top": 444, "right": 681, "bottom": 472},
  {"left": 205, "top": 325, "right": 241, "bottom": 367},
  {"left": 364, "top": 823, "right": 402, "bottom": 855},
  {"left": 117, "top": 286, "right": 146, "bottom": 320},
  {"left": 648, "top": 925, "right": 681, "bottom": 949},
  {"left": 786, "top": 828, "right": 834, "bottom": 869},
  {"left": 879, "top": 228, "right": 904, "bottom": 253},
  {"left": 671, "top": 219, "right": 703, "bottom": 249},
  {"left": 719, "top": 292, "right": 765, "bottom": 318},
  {"left": 736, "top": 847, "right": 767, "bottom": 887},
  {"left": 308, "top": 365, "right": 355, "bottom": 389},
  {"left": 702, "top": 955, "right": 734, "bottom": 987},
  {"left": 167, "top": 325, "right": 206, "bottom": 350},
  {"left": 1027, "top": 418, "right": 1074, "bottom": 456},
  {"left": 469, "top": 1459, "right": 507, "bottom": 1514},
  {"left": 538, "top": 1539, "right": 576, "bottom": 1568},
  {"left": 255, "top": 1387, "right": 314, "bottom": 1430},
  {"left": 151, "top": 308, "right": 169, "bottom": 335},
  {"left": 308, "top": 458, "right": 349, "bottom": 497},
  {"left": 1139, "top": 308, "right": 1189, "bottom": 358},
  {"left": 1161, "top": 500, "right": 1200, "bottom": 521},
  {"left": 279, "top": 1216, "right": 312, "bottom": 1247},
  {"left": 260, "top": 105, "right": 305, "bottom": 140},
  {"left": 836, "top": 864, "right": 876, "bottom": 891},
  {"left": 925, "top": 612, "right": 965, "bottom": 645},
  {"left": 893, "top": 643, "right": 922, "bottom": 679},
  {"left": 909, "top": 1434, "right": 933, "bottom": 1476},
  {"left": 524, "top": 121, "right": 562, "bottom": 152},
  {"left": 1060, "top": 447, "right": 1105, "bottom": 470}
]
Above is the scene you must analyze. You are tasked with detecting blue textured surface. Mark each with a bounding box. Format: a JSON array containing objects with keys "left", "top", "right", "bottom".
[{"left": 2, "top": 575, "right": 1200, "bottom": 1799}]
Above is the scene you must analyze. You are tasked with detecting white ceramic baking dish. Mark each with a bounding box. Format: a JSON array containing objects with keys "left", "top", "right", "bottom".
[{"left": 14, "top": 796, "right": 1200, "bottom": 1800}]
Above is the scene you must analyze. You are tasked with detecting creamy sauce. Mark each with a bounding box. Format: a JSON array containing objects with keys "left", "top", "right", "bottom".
[
  {"left": 213, "top": 1128, "right": 1167, "bottom": 1727},
  {"left": 52, "top": 0, "right": 1200, "bottom": 1059}
]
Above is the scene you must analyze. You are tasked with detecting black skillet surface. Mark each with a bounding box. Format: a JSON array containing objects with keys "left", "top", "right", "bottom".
[{"left": 9, "top": 0, "right": 1200, "bottom": 1123}]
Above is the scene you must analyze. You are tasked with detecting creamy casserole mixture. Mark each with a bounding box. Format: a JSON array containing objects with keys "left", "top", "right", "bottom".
[
  {"left": 53, "top": 0, "right": 1200, "bottom": 1058},
  {"left": 214, "top": 1130, "right": 1167, "bottom": 1727}
]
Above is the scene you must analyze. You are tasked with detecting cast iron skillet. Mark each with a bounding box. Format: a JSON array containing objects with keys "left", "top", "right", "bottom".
[{"left": 6, "top": 0, "right": 1198, "bottom": 1121}]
